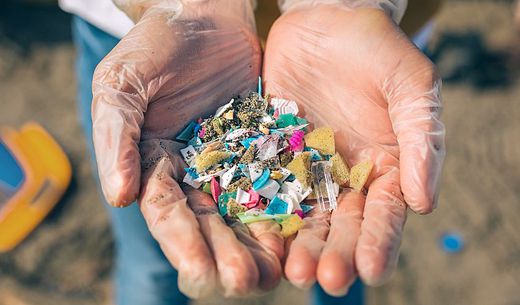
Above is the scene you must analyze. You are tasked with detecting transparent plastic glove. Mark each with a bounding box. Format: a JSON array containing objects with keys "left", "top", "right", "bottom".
[
  {"left": 92, "top": 1, "right": 283, "bottom": 298},
  {"left": 263, "top": 4, "right": 445, "bottom": 295}
]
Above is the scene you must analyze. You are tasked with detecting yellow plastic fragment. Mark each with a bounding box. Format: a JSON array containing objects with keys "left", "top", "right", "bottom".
[
  {"left": 350, "top": 160, "right": 374, "bottom": 191},
  {"left": 223, "top": 110, "right": 234, "bottom": 120},
  {"left": 259, "top": 124, "right": 270, "bottom": 135},
  {"left": 304, "top": 127, "right": 335, "bottom": 155},
  {"left": 286, "top": 152, "right": 312, "bottom": 188},
  {"left": 270, "top": 171, "right": 283, "bottom": 180},
  {"left": 330, "top": 153, "right": 350, "bottom": 186},
  {"left": 194, "top": 150, "right": 231, "bottom": 172},
  {"left": 280, "top": 215, "right": 304, "bottom": 238}
]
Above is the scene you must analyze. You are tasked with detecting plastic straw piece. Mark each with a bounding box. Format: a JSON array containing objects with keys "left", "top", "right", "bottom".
[{"left": 311, "top": 161, "right": 337, "bottom": 212}]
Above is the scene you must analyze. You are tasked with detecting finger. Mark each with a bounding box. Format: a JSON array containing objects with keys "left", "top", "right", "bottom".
[
  {"left": 247, "top": 220, "right": 285, "bottom": 260},
  {"left": 284, "top": 206, "right": 330, "bottom": 289},
  {"left": 355, "top": 168, "right": 406, "bottom": 286},
  {"left": 232, "top": 220, "right": 283, "bottom": 292},
  {"left": 386, "top": 51, "right": 446, "bottom": 214},
  {"left": 139, "top": 141, "right": 216, "bottom": 298},
  {"left": 317, "top": 191, "right": 365, "bottom": 297},
  {"left": 184, "top": 188, "right": 259, "bottom": 297}
]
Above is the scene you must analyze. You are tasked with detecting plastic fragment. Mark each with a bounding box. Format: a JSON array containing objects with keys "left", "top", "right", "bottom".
[
  {"left": 194, "top": 151, "right": 232, "bottom": 172},
  {"left": 255, "top": 179, "right": 280, "bottom": 200},
  {"left": 248, "top": 162, "right": 264, "bottom": 182},
  {"left": 176, "top": 121, "right": 197, "bottom": 142},
  {"left": 183, "top": 173, "right": 202, "bottom": 189},
  {"left": 286, "top": 152, "right": 312, "bottom": 188},
  {"left": 350, "top": 160, "right": 374, "bottom": 191},
  {"left": 252, "top": 169, "right": 271, "bottom": 191},
  {"left": 265, "top": 197, "right": 289, "bottom": 215},
  {"left": 202, "top": 182, "right": 211, "bottom": 194},
  {"left": 220, "top": 165, "right": 237, "bottom": 189},
  {"left": 218, "top": 192, "right": 237, "bottom": 216},
  {"left": 301, "top": 204, "right": 314, "bottom": 214},
  {"left": 330, "top": 152, "right": 350, "bottom": 186},
  {"left": 289, "top": 130, "right": 305, "bottom": 152},
  {"left": 214, "top": 99, "right": 234, "bottom": 118},
  {"left": 270, "top": 98, "right": 299, "bottom": 116},
  {"left": 440, "top": 232, "right": 464, "bottom": 254},
  {"left": 180, "top": 145, "right": 198, "bottom": 166},
  {"left": 311, "top": 161, "right": 338, "bottom": 212},
  {"left": 245, "top": 190, "right": 260, "bottom": 208},
  {"left": 235, "top": 188, "right": 250, "bottom": 204},
  {"left": 294, "top": 210, "right": 305, "bottom": 219},
  {"left": 304, "top": 127, "right": 335, "bottom": 155},
  {"left": 280, "top": 215, "right": 304, "bottom": 238},
  {"left": 276, "top": 114, "right": 299, "bottom": 128},
  {"left": 210, "top": 177, "right": 222, "bottom": 202}
]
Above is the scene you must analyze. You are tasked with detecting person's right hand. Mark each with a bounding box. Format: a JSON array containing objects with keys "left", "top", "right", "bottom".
[{"left": 91, "top": 0, "right": 284, "bottom": 298}]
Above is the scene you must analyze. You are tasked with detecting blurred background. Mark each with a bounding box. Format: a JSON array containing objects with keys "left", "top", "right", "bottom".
[{"left": 1, "top": 0, "right": 520, "bottom": 304}]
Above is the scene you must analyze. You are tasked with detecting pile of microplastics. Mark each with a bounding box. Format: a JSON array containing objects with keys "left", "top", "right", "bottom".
[{"left": 178, "top": 91, "right": 373, "bottom": 237}]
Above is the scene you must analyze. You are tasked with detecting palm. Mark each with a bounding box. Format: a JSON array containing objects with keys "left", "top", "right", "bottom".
[{"left": 264, "top": 6, "right": 444, "bottom": 295}]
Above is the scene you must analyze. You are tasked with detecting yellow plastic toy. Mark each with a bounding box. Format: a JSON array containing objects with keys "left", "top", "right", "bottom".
[{"left": 0, "top": 122, "right": 71, "bottom": 252}]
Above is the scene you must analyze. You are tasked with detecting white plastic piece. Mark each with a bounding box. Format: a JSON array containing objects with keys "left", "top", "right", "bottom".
[
  {"left": 194, "top": 168, "right": 227, "bottom": 183},
  {"left": 256, "top": 179, "right": 280, "bottom": 200},
  {"left": 220, "top": 165, "right": 237, "bottom": 189},
  {"left": 183, "top": 173, "right": 202, "bottom": 189},
  {"left": 270, "top": 98, "right": 299, "bottom": 115},
  {"left": 248, "top": 162, "right": 264, "bottom": 182},
  {"left": 214, "top": 99, "right": 234, "bottom": 117},
  {"left": 276, "top": 167, "right": 292, "bottom": 183},
  {"left": 236, "top": 188, "right": 251, "bottom": 204},
  {"left": 180, "top": 145, "right": 198, "bottom": 166}
]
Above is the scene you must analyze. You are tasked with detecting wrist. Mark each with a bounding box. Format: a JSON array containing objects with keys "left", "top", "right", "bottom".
[{"left": 278, "top": 0, "right": 408, "bottom": 24}]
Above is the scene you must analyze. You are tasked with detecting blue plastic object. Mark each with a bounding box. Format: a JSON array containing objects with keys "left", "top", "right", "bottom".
[
  {"left": 0, "top": 141, "right": 25, "bottom": 202},
  {"left": 265, "top": 197, "right": 288, "bottom": 215},
  {"left": 440, "top": 232, "right": 464, "bottom": 254}
]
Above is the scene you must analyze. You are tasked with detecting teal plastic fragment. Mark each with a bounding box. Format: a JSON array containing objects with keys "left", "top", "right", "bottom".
[
  {"left": 252, "top": 169, "right": 271, "bottom": 190},
  {"left": 296, "top": 117, "right": 308, "bottom": 125},
  {"left": 240, "top": 136, "right": 258, "bottom": 149},
  {"left": 218, "top": 192, "right": 237, "bottom": 216},
  {"left": 187, "top": 136, "right": 202, "bottom": 147},
  {"left": 276, "top": 114, "right": 298, "bottom": 128},
  {"left": 265, "top": 196, "right": 288, "bottom": 215},
  {"left": 176, "top": 121, "right": 197, "bottom": 142},
  {"left": 301, "top": 204, "right": 314, "bottom": 214}
]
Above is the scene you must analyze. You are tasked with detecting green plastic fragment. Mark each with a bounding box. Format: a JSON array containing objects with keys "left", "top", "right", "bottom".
[
  {"left": 176, "top": 121, "right": 197, "bottom": 142},
  {"left": 202, "top": 182, "right": 211, "bottom": 194},
  {"left": 236, "top": 212, "right": 292, "bottom": 224}
]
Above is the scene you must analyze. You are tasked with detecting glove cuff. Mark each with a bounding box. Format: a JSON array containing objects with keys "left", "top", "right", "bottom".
[
  {"left": 114, "top": 0, "right": 257, "bottom": 23},
  {"left": 278, "top": 0, "right": 408, "bottom": 24}
]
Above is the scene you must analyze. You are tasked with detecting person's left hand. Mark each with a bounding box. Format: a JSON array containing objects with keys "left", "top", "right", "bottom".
[{"left": 263, "top": 4, "right": 446, "bottom": 296}]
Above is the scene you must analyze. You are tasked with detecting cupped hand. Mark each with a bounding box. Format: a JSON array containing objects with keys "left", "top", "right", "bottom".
[
  {"left": 92, "top": 1, "right": 283, "bottom": 298},
  {"left": 263, "top": 5, "right": 446, "bottom": 295}
]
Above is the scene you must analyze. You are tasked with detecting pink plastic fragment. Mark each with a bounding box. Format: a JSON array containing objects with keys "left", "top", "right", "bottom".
[
  {"left": 211, "top": 177, "right": 222, "bottom": 203},
  {"left": 294, "top": 209, "right": 305, "bottom": 219},
  {"left": 245, "top": 190, "right": 260, "bottom": 208},
  {"left": 273, "top": 109, "right": 280, "bottom": 119},
  {"left": 198, "top": 127, "right": 206, "bottom": 138},
  {"left": 289, "top": 130, "right": 305, "bottom": 152}
]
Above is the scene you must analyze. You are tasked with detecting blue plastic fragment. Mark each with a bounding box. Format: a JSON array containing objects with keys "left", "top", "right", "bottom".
[
  {"left": 265, "top": 197, "right": 288, "bottom": 215},
  {"left": 185, "top": 167, "right": 199, "bottom": 179},
  {"left": 218, "top": 192, "right": 237, "bottom": 216},
  {"left": 238, "top": 164, "right": 250, "bottom": 178},
  {"left": 301, "top": 204, "right": 314, "bottom": 214},
  {"left": 240, "top": 136, "right": 259, "bottom": 149},
  {"left": 193, "top": 123, "right": 202, "bottom": 136},
  {"left": 176, "top": 121, "right": 197, "bottom": 142},
  {"left": 252, "top": 169, "right": 271, "bottom": 191},
  {"left": 440, "top": 232, "right": 464, "bottom": 254},
  {"left": 187, "top": 136, "right": 202, "bottom": 147},
  {"left": 257, "top": 76, "right": 262, "bottom": 96}
]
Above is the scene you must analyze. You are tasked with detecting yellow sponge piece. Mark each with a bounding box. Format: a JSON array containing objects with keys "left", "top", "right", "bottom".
[
  {"left": 194, "top": 150, "right": 231, "bottom": 172},
  {"left": 286, "top": 152, "right": 312, "bottom": 188},
  {"left": 280, "top": 215, "right": 304, "bottom": 238},
  {"left": 304, "top": 127, "right": 335, "bottom": 155},
  {"left": 330, "top": 153, "right": 350, "bottom": 186},
  {"left": 350, "top": 160, "right": 374, "bottom": 191}
]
